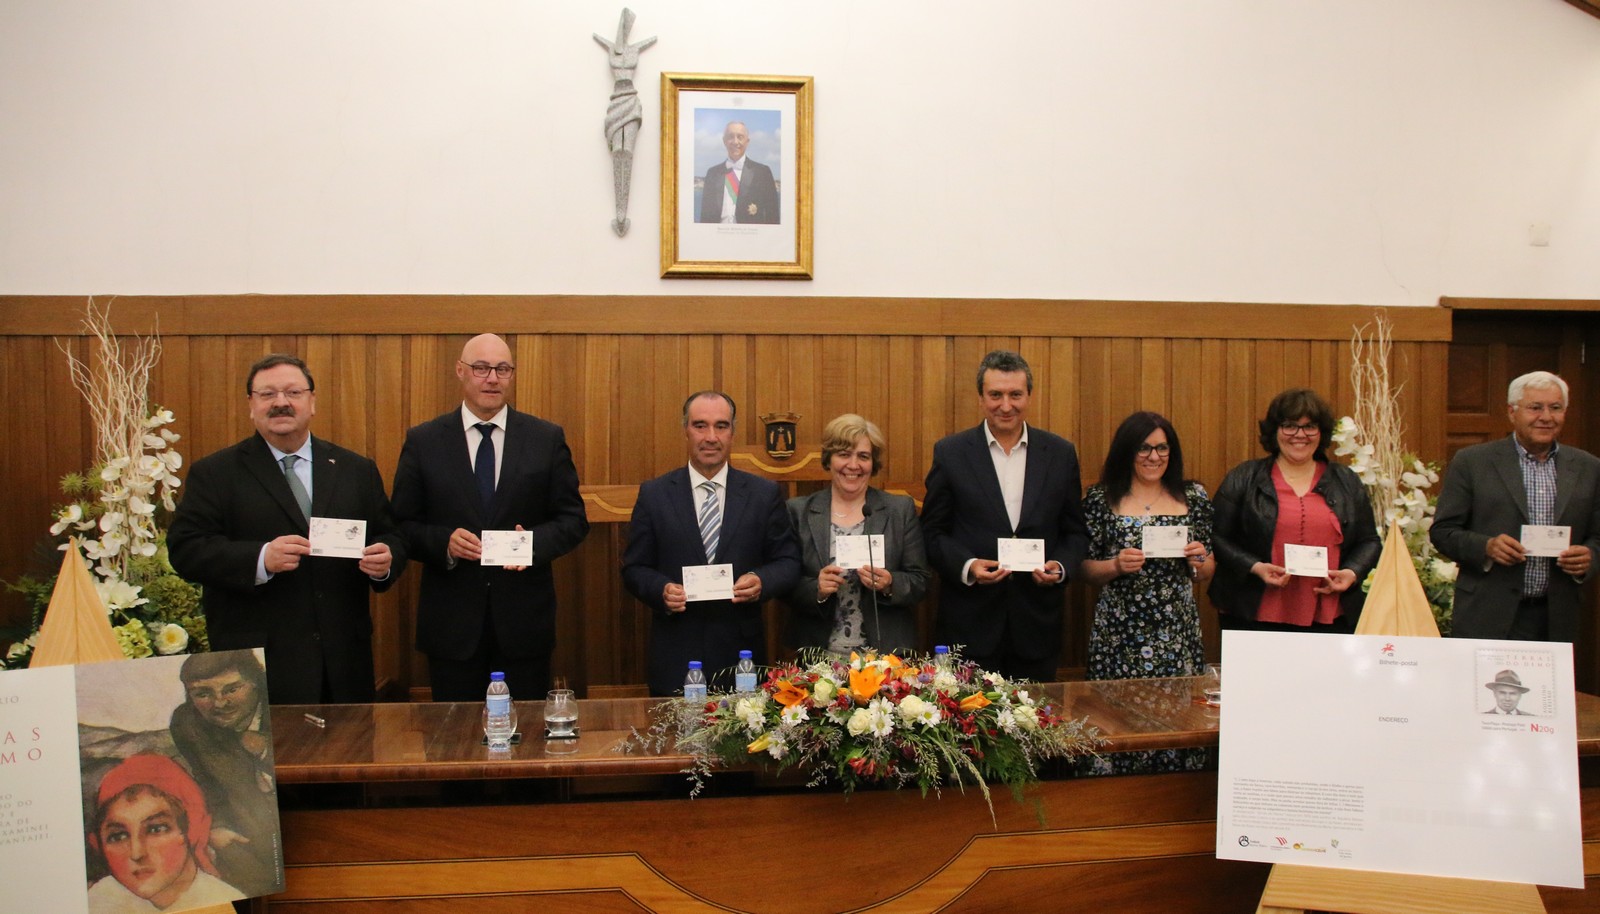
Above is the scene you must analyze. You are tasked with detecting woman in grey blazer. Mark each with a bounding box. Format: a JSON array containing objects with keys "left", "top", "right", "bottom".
[{"left": 787, "top": 414, "right": 931, "bottom": 655}]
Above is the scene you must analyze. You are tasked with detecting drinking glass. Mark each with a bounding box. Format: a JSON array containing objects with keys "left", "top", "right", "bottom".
[
  {"left": 544, "top": 688, "right": 579, "bottom": 738},
  {"left": 1202, "top": 664, "right": 1222, "bottom": 707}
]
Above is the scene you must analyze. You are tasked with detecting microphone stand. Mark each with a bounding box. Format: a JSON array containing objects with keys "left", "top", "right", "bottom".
[{"left": 862, "top": 505, "right": 882, "bottom": 650}]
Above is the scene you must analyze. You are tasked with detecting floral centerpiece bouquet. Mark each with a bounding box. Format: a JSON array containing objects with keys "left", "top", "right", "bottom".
[
  {"left": 1332, "top": 314, "right": 1458, "bottom": 633},
  {"left": 628, "top": 648, "right": 1102, "bottom": 819},
  {"left": 2, "top": 302, "right": 206, "bottom": 668}
]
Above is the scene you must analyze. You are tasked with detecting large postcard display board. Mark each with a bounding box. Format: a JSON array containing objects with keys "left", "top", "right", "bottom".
[
  {"left": 1216, "top": 632, "right": 1582, "bottom": 888},
  {"left": 2, "top": 650, "right": 283, "bottom": 913}
]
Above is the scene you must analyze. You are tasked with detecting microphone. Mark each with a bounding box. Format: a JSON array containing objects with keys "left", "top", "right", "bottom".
[{"left": 862, "top": 505, "right": 882, "bottom": 650}]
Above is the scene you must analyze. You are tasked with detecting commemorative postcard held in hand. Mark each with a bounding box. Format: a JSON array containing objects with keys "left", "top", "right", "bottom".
[
  {"left": 833, "top": 534, "right": 885, "bottom": 570},
  {"left": 1215, "top": 632, "right": 1581, "bottom": 887},
  {"left": 309, "top": 516, "right": 367, "bottom": 559},
  {"left": 1, "top": 650, "right": 284, "bottom": 913}
]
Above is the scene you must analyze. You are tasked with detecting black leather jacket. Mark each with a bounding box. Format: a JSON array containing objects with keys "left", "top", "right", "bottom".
[{"left": 1206, "top": 456, "right": 1381, "bottom": 624}]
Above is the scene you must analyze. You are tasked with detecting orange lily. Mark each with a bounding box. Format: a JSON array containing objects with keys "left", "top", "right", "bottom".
[
  {"left": 848, "top": 665, "right": 886, "bottom": 704},
  {"left": 959, "top": 692, "right": 992, "bottom": 712},
  {"left": 771, "top": 679, "right": 810, "bottom": 708}
]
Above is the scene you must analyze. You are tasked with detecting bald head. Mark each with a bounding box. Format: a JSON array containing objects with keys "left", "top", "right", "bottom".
[{"left": 457, "top": 334, "right": 515, "bottom": 420}]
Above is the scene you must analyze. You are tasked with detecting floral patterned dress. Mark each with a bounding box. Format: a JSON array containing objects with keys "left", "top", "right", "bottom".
[{"left": 1079, "top": 481, "right": 1212, "bottom": 776}]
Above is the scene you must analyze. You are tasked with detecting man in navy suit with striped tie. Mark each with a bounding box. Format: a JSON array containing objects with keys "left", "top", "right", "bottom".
[
  {"left": 392, "top": 334, "right": 589, "bottom": 701},
  {"left": 622, "top": 391, "right": 800, "bottom": 695}
]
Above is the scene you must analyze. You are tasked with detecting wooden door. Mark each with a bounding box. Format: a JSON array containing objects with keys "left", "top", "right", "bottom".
[{"left": 1445, "top": 313, "right": 1589, "bottom": 459}]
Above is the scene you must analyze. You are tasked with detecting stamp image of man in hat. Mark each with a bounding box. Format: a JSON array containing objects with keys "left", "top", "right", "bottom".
[{"left": 1484, "top": 669, "right": 1531, "bottom": 715}]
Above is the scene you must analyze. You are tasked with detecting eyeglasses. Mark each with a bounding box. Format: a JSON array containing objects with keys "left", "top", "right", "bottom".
[
  {"left": 251, "top": 388, "right": 310, "bottom": 402},
  {"left": 1136, "top": 443, "right": 1171, "bottom": 458},
  {"left": 1516, "top": 403, "right": 1565, "bottom": 416},
  {"left": 460, "top": 360, "right": 516, "bottom": 379},
  {"left": 1278, "top": 423, "right": 1321, "bottom": 438}
]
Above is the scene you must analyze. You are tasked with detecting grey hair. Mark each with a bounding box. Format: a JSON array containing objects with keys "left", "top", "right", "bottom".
[{"left": 1507, "top": 371, "right": 1568, "bottom": 407}]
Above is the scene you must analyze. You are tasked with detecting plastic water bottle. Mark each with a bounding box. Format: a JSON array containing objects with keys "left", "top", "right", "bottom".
[
  {"left": 484, "top": 671, "right": 516, "bottom": 749},
  {"left": 934, "top": 645, "right": 951, "bottom": 669},
  {"left": 683, "top": 661, "right": 708, "bottom": 704},
  {"left": 734, "top": 650, "right": 758, "bottom": 693}
]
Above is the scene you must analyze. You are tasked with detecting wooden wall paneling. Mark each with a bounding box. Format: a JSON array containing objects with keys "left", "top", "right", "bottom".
[
  {"left": 1139, "top": 337, "right": 1171, "bottom": 419},
  {"left": 369, "top": 336, "right": 406, "bottom": 694},
  {"left": 1224, "top": 339, "right": 1261, "bottom": 473},
  {"left": 1165, "top": 338, "right": 1200, "bottom": 466},
  {"left": 1252, "top": 339, "right": 1286, "bottom": 423},
  {"left": 750, "top": 335, "right": 789, "bottom": 438},
  {"left": 884, "top": 336, "right": 917, "bottom": 485},
  {"left": 1048, "top": 336, "right": 1079, "bottom": 448},
  {"left": 11, "top": 340, "right": 57, "bottom": 592},
  {"left": 1075, "top": 338, "right": 1113, "bottom": 486},
  {"left": 914, "top": 336, "right": 948, "bottom": 484},
  {"left": 1324, "top": 340, "right": 1350, "bottom": 420}
]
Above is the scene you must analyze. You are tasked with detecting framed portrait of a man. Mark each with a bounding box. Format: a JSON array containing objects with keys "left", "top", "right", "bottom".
[{"left": 660, "top": 73, "right": 813, "bottom": 279}]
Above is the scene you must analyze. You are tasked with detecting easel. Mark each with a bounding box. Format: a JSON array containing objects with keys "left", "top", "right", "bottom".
[
  {"left": 31, "top": 540, "right": 236, "bottom": 914},
  {"left": 1252, "top": 523, "right": 1546, "bottom": 914}
]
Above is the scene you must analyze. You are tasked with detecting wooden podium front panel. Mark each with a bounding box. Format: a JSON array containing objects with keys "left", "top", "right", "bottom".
[{"left": 269, "top": 773, "right": 1264, "bottom": 914}]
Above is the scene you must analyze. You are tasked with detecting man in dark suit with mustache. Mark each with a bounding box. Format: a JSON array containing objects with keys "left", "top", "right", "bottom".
[{"left": 169, "top": 354, "right": 406, "bottom": 703}]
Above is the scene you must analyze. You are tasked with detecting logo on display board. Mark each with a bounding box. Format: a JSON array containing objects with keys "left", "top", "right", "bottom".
[{"left": 1381, "top": 643, "right": 1395, "bottom": 656}]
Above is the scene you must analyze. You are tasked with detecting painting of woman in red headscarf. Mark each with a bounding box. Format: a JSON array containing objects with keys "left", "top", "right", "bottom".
[{"left": 85, "top": 754, "right": 244, "bottom": 912}]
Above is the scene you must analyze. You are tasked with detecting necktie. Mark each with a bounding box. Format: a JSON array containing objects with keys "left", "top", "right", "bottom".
[
  {"left": 475, "top": 423, "right": 497, "bottom": 510},
  {"left": 280, "top": 454, "right": 311, "bottom": 520},
  {"left": 697, "top": 481, "right": 720, "bottom": 561}
]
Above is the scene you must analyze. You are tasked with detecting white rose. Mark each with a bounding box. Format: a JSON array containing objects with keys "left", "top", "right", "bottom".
[
  {"left": 1431, "top": 558, "right": 1458, "bottom": 582},
  {"left": 846, "top": 708, "right": 873, "bottom": 736},
  {"left": 812, "top": 679, "right": 836, "bottom": 705},
  {"left": 1014, "top": 706, "right": 1040, "bottom": 731},
  {"left": 153, "top": 623, "right": 190, "bottom": 655},
  {"left": 896, "top": 695, "right": 929, "bottom": 723}
]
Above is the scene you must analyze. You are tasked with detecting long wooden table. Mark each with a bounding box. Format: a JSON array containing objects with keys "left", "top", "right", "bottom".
[{"left": 262, "top": 680, "right": 1600, "bottom": 913}]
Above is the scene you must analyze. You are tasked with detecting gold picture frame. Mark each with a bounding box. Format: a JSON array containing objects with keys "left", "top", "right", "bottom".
[{"left": 660, "top": 73, "right": 813, "bottom": 279}]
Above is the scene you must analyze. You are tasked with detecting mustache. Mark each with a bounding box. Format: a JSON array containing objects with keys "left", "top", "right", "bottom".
[{"left": 268, "top": 405, "right": 296, "bottom": 418}]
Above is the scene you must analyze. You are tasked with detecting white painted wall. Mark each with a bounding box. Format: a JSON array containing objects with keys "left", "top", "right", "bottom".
[{"left": 2, "top": 0, "right": 1597, "bottom": 304}]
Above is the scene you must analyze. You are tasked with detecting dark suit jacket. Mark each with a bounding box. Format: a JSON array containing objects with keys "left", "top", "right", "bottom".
[
  {"left": 920, "top": 424, "right": 1090, "bottom": 664},
  {"left": 390, "top": 408, "right": 589, "bottom": 663},
  {"left": 698, "top": 158, "right": 780, "bottom": 224},
  {"left": 622, "top": 466, "right": 801, "bottom": 695},
  {"left": 168, "top": 434, "right": 406, "bottom": 703},
  {"left": 1430, "top": 436, "right": 1600, "bottom": 642},
  {"left": 785, "top": 487, "right": 930, "bottom": 654}
]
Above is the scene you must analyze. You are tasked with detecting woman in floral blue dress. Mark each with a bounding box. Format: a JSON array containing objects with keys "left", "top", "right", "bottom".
[{"left": 1078, "top": 411, "right": 1214, "bottom": 775}]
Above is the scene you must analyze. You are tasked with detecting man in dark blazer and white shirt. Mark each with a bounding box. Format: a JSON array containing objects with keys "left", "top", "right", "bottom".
[
  {"left": 920, "top": 350, "right": 1090, "bottom": 683},
  {"left": 1432, "top": 371, "right": 1600, "bottom": 643},
  {"left": 391, "top": 334, "right": 589, "bottom": 701},
  {"left": 622, "top": 391, "right": 801, "bottom": 696},
  {"left": 169, "top": 354, "right": 406, "bottom": 704}
]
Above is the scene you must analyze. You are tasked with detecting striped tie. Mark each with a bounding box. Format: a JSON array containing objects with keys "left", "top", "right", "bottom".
[{"left": 697, "top": 481, "right": 720, "bottom": 561}]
